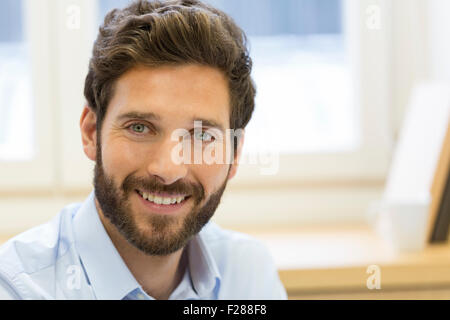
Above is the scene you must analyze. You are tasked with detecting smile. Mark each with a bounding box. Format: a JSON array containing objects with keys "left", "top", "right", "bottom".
[{"left": 136, "top": 190, "right": 190, "bottom": 206}]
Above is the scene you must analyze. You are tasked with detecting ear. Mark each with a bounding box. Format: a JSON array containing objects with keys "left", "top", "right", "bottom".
[
  {"left": 80, "top": 105, "right": 97, "bottom": 162},
  {"left": 227, "top": 129, "right": 245, "bottom": 181}
]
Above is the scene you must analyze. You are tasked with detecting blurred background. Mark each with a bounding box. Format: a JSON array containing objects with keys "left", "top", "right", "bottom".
[{"left": 0, "top": 0, "right": 450, "bottom": 299}]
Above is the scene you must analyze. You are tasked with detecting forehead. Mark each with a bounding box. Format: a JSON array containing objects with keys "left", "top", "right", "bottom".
[{"left": 105, "top": 64, "right": 231, "bottom": 128}]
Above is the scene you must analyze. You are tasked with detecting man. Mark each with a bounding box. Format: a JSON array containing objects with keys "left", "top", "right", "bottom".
[{"left": 0, "top": 0, "right": 287, "bottom": 299}]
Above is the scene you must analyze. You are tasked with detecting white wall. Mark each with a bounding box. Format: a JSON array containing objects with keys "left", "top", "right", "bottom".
[
  {"left": 391, "top": 0, "right": 428, "bottom": 139},
  {"left": 427, "top": 0, "right": 450, "bottom": 82},
  {"left": 391, "top": 0, "right": 450, "bottom": 138}
]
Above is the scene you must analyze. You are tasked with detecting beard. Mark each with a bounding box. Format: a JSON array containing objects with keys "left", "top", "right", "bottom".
[{"left": 93, "top": 140, "right": 230, "bottom": 256}]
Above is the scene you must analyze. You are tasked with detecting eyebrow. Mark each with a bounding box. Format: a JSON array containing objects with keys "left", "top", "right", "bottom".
[
  {"left": 117, "top": 111, "right": 161, "bottom": 122},
  {"left": 116, "top": 111, "right": 226, "bottom": 132}
]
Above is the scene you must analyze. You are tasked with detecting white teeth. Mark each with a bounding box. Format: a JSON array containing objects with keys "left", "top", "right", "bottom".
[
  {"left": 154, "top": 196, "right": 163, "bottom": 205},
  {"left": 138, "top": 191, "right": 187, "bottom": 205}
]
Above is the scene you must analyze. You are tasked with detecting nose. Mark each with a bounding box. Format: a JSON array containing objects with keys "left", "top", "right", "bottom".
[{"left": 145, "top": 136, "right": 188, "bottom": 185}]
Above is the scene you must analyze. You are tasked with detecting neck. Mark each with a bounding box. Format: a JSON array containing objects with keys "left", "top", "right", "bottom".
[{"left": 95, "top": 198, "right": 187, "bottom": 300}]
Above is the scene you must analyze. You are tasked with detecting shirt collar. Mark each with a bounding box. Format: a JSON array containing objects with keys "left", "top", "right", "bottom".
[
  {"left": 73, "top": 190, "right": 221, "bottom": 300},
  {"left": 187, "top": 223, "right": 222, "bottom": 298},
  {"left": 73, "top": 191, "right": 140, "bottom": 300}
]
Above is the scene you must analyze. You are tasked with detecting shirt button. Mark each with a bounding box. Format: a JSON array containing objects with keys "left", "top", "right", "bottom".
[{"left": 136, "top": 293, "right": 146, "bottom": 300}]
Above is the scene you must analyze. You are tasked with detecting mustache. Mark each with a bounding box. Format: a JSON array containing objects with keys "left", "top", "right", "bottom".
[{"left": 122, "top": 174, "right": 204, "bottom": 202}]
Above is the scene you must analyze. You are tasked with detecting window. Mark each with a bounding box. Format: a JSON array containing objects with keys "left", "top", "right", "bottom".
[
  {"left": 98, "top": 0, "right": 132, "bottom": 23},
  {"left": 202, "top": 0, "right": 392, "bottom": 184},
  {"left": 0, "top": 0, "right": 34, "bottom": 161},
  {"left": 206, "top": 0, "right": 354, "bottom": 155},
  {"left": 0, "top": 0, "right": 55, "bottom": 189}
]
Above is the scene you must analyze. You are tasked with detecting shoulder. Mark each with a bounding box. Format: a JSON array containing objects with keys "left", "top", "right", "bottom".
[
  {"left": 199, "top": 222, "right": 288, "bottom": 299},
  {"left": 0, "top": 202, "right": 81, "bottom": 299},
  {"left": 200, "top": 222, "right": 273, "bottom": 263}
]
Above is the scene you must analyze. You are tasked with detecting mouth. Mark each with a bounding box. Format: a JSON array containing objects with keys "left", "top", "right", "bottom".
[{"left": 135, "top": 189, "right": 192, "bottom": 214}]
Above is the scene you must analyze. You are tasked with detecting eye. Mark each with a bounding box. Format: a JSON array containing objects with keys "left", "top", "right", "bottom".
[
  {"left": 193, "top": 130, "right": 215, "bottom": 142},
  {"left": 127, "top": 123, "right": 150, "bottom": 135}
]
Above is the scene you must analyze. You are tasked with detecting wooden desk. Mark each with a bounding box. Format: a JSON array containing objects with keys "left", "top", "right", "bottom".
[{"left": 240, "top": 224, "right": 450, "bottom": 299}]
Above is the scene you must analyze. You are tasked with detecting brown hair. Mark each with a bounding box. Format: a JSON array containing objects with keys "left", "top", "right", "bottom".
[{"left": 84, "top": 0, "right": 256, "bottom": 151}]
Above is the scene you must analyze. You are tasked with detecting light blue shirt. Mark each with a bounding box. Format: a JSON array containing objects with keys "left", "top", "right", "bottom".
[{"left": 0, "top": 191, "right": 287, "bottom": 300}]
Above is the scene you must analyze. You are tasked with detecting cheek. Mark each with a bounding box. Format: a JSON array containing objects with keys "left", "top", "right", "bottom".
[
  {"left": 192, "top": 162, "right": 229, "bottom": 195},
  {"left": 101, "top": 138, "right": 146, "bottom": 175}
]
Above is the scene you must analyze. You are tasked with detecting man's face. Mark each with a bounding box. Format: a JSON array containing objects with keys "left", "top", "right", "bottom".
[{"left": 88, "top": 64, "right": 242, "bottom": 256}]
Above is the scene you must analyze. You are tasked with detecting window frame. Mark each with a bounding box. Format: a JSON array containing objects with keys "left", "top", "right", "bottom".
[{"left": 229, "top": 0, "right": 394, "bottom": 188}]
